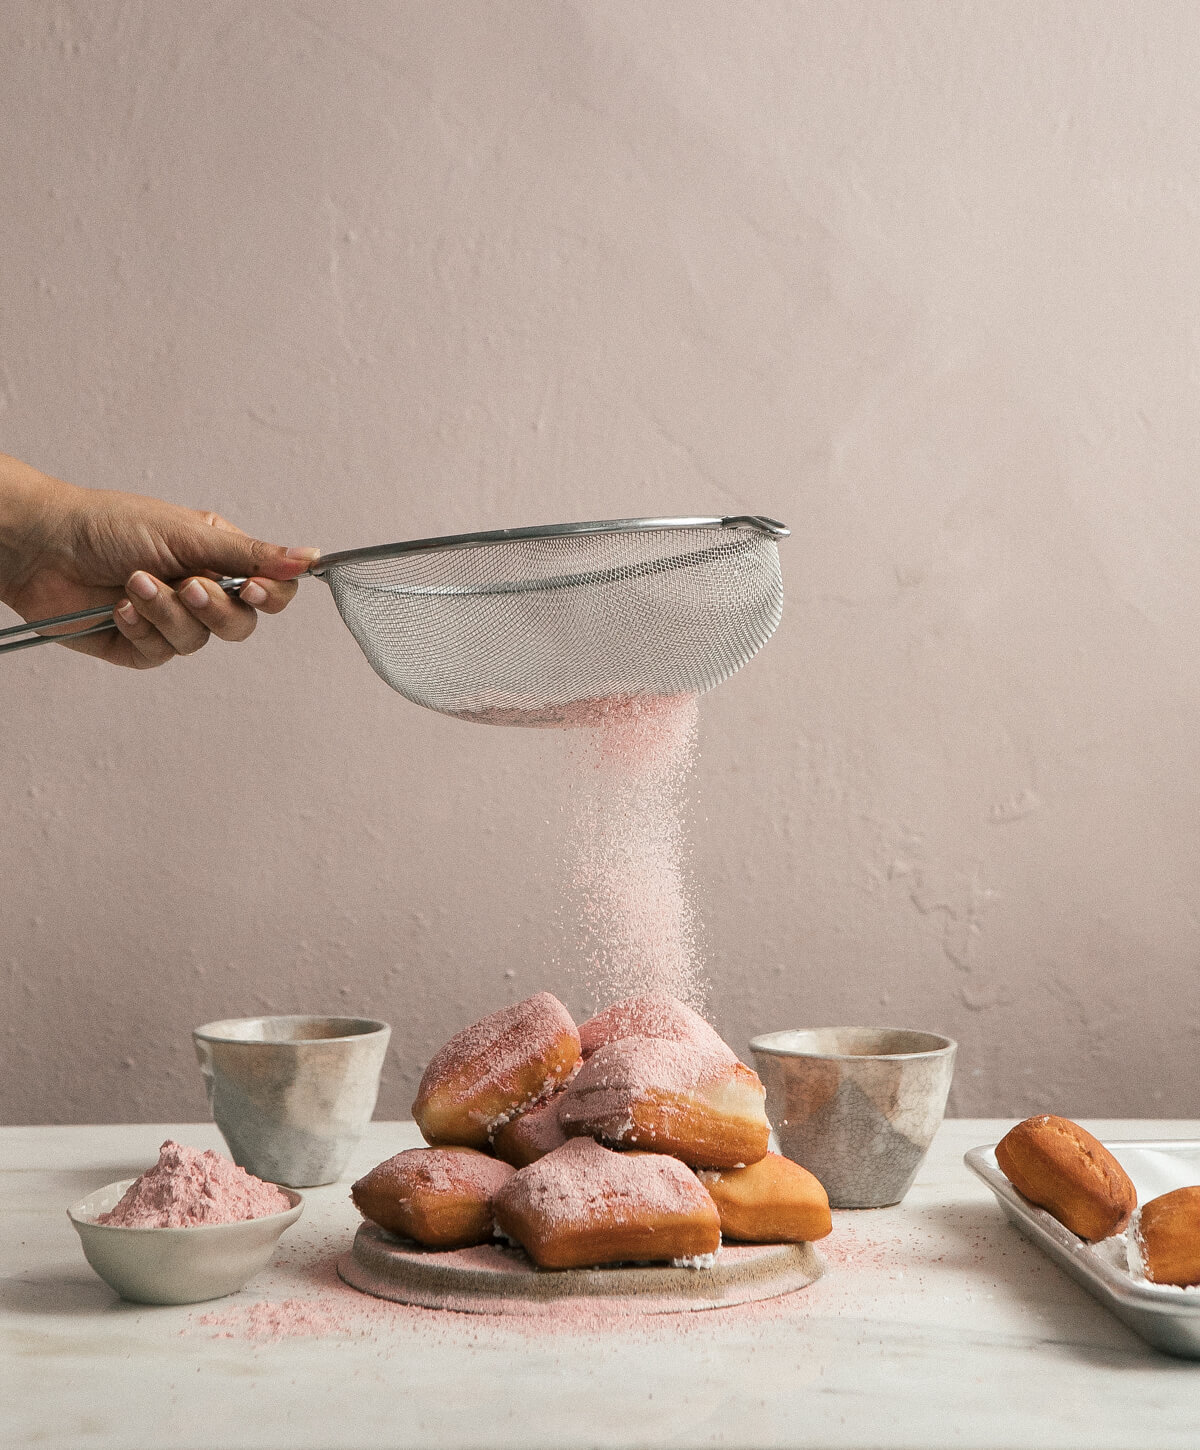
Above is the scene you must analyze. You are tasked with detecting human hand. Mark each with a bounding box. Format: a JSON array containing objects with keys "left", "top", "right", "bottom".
[{"left": 0, "top": 454, "right": 318, "bottom": 669}]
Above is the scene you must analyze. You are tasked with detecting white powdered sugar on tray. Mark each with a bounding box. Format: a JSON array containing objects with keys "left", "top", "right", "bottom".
[
  {"left": 672, "top": 1251, "right": 720, "bottom": 1270},
  {"left": 1119, "top": 1208, "right": 1200, "bottom": 1293}
]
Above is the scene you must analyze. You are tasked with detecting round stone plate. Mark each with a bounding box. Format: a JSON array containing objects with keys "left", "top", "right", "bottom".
[{"left": 338, "top": 1223, "right": 824, "bottom": 1316}]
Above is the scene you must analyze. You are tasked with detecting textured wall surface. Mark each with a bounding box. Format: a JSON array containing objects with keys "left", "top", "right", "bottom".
[{"left": 3, "top": 0, "right": 1199, "bottom": 1124}]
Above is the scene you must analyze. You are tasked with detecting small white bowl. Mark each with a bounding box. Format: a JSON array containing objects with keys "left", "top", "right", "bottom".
[{"left": 67, "top": 1178, "right": 303, "bottom": 1305}]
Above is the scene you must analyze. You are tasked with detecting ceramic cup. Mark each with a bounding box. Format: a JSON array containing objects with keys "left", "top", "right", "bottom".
[
  {"left": 193, "top": 1015, "right": 390, "bottom": 1187},
  {"left": 749, "top": 1027, "right": 957, "bottom": 1208}
]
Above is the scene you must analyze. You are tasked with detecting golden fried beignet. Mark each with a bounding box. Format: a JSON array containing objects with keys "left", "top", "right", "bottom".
[
  {"left": 996, "top": 1115, "right": 1135, "bottom": 1240},
  {"left": 558, "top": 1037, "right": 770, "bottom": 1169},
  {"left": 578, "top": 992, "right": 735, "bottom": 1061},
  {"left": 350, "top": 1147, "right": 515, "bottom": 1249},
  {"left": 413, "top": 992, "right": 580, "bottom": 1148},
  {"left": 493, "top": 1137, "right": 721, "bottom": 1269},
  {"left": 697, "top": 1152, "right": 832, "bottom": 1243},
  {"left": 491, "top": 1092, "right": 568, "bottom": 1168},
  {"left": 1132, "top": 1186, "right": 1200, "bottom": 1286}
]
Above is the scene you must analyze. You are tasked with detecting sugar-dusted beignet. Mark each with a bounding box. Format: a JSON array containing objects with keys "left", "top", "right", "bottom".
[
  {"left": 558, "top": 1037, "right": 770, "bottom": 1169},
  {"left": 493, "top": 1137, "right": 721, "bottom": 1269},
  {"left": 1131, "top": 1186, "right": 1200, "bottom": 1286},
  {"left": 996, "top": 1115, "right": 1136, "bottom": 1241},
  {"left": 578, "top": 992, "right": 736, "bottom": 1061},
  {"left": 491, "top": 1092, "right": 569, "bottom": 1169},
  {"left": 697, "top": 1152, "right": 832, "bottom": 1243},
  {"left": 350, "top": 1147, "right": 515, "bottom": 1249},
  {"left": 413, "top": 992, "right": 580, "bottom": 1148}
]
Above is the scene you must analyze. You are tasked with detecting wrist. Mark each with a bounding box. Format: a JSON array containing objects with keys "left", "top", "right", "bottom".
[{"left": 0, "top": 454, "right": 77, "bottom": 608}]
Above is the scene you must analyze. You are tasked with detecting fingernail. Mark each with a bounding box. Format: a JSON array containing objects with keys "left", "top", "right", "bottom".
[
  {"left": 116, "top": 600, "right": 137, "bottom": 623},
  {"left": 241, "top": 581, "right": 268, "bottom": 606},
  {"left": 181, "top": 579, "right": 209, "bottom": 609},
  {"left": 284, "top": 546, "right": 321, "bottom": 562},
  {"left": 128, "top": 571, "right": 157, "bottom": 601}
]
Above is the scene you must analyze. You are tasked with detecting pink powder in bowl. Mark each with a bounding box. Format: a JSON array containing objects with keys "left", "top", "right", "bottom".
[{"left": 97, "top": 1141, "right": 293, "bottom": 1228}]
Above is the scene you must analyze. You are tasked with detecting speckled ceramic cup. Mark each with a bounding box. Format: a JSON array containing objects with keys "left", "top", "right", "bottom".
[
  {"left": 193, "top": 1015, "right": 390, "bottom": 1188},
  {"left": 749, "top": 1027, "right": 956, "bottom": 1208}
]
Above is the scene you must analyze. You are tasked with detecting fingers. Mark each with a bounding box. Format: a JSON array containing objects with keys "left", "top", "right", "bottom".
[
  {"left": 194, "top": 521, "right": 298, "bottom": 614},
  {"left": 237, "top": 576, "right": 297, "bottom": 614},
  {"left": 178, "top": 576, "right": 259, "bottom": 641},
  {"left": 174, "top": 509, "right": 319, "bottom": 583},
  {"left": 112, "top": 599, "right": 182, "bottom": 669},
  {"left": 110, "top": 569, "right": 291, "bottom": 668},
  {"left": 113, "top": 572, "right": 209, "bottom": 667}
]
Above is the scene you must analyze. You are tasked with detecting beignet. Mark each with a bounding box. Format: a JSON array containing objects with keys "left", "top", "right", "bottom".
[
  {"left": 558, "top": 1036, "right": 770, "bottom": 1169},
  {"left": 697, "top": 1152, "right": 832, "bottom": 1243},
  {"left": 1131, "top": 1185, "right": 1200, "bottom": 1286},
  {"left": 493, "top": 1137, "right": 721, "bottom": 1269},
  {"left": 491, "top": 1091, "right": 569, "bottom": 1168},
  {"left": 578, "top": 992, "right": 735, "bottom": 1061},
  {"left": 413, "top": 991, "right": 580, "bottom": 1148},
  {"left": 350, "top": 1147, "right": 515, "bottom": 1249},
  {"left": 995, "top": 1115, "right": 1135, "bottom": 1241}
]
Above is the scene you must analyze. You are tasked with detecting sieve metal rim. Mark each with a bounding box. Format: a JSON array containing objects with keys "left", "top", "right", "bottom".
[
  {"left": 0, "top": 514, "right": 787, "bottom": 655},
  {"left": 311, "top": 515, "right": 788, "bottom": 576}
]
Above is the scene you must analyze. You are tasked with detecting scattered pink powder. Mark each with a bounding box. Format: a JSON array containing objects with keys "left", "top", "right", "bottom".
[
  {"left": 97, "top": 1141, "right": 291, "bottom": 1228},
  {"left": 413, "top": 992, "right": 580, "bottom": 1135},
  {"left": 185, "top": 1223, "right": 835, "bottom": 1342},
  {"left": 493, "top": 1137, "right": 718, "bottom": 1237},
  {"left": 557, "top": 694, "right": 706, "bottom": 1011},
  {"left": 197, "top": 1297, "right": 344, "bottom": 1340},
  {"left": 578, "top": 992, "right": 733, "bottom": 1059}
]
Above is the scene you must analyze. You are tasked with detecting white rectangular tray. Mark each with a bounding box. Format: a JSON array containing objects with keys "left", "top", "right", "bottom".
[{"left": 965, "top": 1139, "right": 1200, "bottom": 1359}]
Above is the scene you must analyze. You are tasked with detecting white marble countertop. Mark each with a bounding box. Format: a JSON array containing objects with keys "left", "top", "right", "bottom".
[{"left": 4, "top": 1118, "right": 1200, "bottom": 1449}]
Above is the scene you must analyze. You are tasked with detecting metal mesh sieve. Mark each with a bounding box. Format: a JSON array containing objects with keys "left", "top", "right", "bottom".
[
  {"left": 314, "top": 516, "right": 787, "bottom": 725},
  {"left": 0, "top": 515, "right": 787, "bottom": 723}
]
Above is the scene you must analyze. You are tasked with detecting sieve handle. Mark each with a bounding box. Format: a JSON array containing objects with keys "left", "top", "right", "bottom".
[{"left": 0, "top": 576, "right": 252, "bottom": 654}]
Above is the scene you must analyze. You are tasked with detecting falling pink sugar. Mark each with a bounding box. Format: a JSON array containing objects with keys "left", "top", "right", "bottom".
[
  {"left": 444, "top": 693, "right": 707, "bottom": 1010},
  {"left": 97, "top": 1141, "right": 291, "bottom": 1228},
  {"left": 556, "top": 694, "right": 706, "bottom": 1012}
]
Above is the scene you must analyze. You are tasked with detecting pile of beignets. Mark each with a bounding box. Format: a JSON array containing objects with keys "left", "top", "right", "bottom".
[
  {"left": 351, "top": 990, "right": 832, "bottom": 1270},
  {"left": 996, "top": 1114, "right": 1200, "bottom": 1287}
]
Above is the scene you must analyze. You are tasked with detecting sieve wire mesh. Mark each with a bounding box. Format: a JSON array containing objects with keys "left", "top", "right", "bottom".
[{"left": 321, "top": 522, "right": 784, "bottom": 725}]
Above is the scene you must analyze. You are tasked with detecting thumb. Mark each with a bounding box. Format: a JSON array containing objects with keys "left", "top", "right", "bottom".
[{"left": 168, "top": 513, "right": 320, "bottom": 582}]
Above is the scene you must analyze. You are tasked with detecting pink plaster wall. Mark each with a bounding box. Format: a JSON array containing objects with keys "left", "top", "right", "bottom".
[{"left": 3, "top": 1, "right": 1199, "bottom": 1125}]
